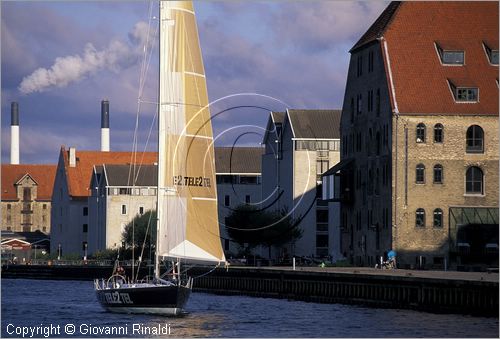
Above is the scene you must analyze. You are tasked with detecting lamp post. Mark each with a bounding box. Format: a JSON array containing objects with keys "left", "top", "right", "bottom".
[
  {"left": 84, "top": 242, "right": 88, "bottom": 261},
  {"left": 57, "top": 243, "right": 61, "bottom": 260}
]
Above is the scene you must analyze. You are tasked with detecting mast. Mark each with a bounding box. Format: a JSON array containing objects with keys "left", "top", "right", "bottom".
[{"left": 155, "top": 0, "right": 162, "bottom": 280}]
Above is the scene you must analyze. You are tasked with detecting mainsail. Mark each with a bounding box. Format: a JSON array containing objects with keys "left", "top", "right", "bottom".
[{"left": 157, "top": 1, "right": 225, "bottom": 264}]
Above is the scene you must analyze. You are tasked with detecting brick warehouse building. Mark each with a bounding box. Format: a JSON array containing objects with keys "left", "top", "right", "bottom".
[
  {"left": 337, "top": 2, "right": 498, "bottom": 268},
  {"left": 1, "top": 164, "right": 56, "bottom": 233}
]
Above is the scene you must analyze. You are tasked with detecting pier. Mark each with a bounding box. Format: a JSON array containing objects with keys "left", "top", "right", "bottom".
[{"left": 2, "top": 264, "right": 497, "bottom": 316}]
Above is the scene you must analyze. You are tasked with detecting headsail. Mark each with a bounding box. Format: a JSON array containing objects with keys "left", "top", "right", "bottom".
[{"left": 157, "top": 1, "right": 225, "bottom": 264}]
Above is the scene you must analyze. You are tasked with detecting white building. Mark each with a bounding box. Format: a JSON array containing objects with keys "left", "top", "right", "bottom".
[
  {"left": 50, "top": 146, "right": 157, "bottom": 257},
  {"left": 261, "top": 109, "right": 341, "bottom": 259},
  {"left": 215, "top": 147, "right": 263, "bottom": 257},
  {"left": 88, "top": 164, "right": 157, "bottom": 254}
]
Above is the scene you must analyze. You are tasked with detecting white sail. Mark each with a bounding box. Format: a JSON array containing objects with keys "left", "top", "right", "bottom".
[{"left": 157, "top": 1, "right": 225, "bottom": 264}]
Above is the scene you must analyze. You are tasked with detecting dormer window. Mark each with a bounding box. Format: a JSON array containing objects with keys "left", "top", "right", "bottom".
[
  {"left": 483, "top": 42, "right": 498, "bottom": 65},
  {"left": 447, "top": 80, "right": 479, "bottom": 103},
  {"left": 435, "top": 43, "right": 464, "bottom": 65}
]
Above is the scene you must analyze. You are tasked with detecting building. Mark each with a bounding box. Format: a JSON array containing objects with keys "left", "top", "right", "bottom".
[
  {"left": 50, "top": 146, "right": 157, "bottom": 257},
  {"left": 215, "top": 147, "right": 263, "bottom": 257},
  {"left": 87, "top": 164, "right": 157, "bottom": 254},
  {"left": 262, "top": 109, "right": 341, "bottom": 259},
  {"left": 1, "top": 230, "right": 50, "bottom": 263},
  {"left": 338, "top": 1, "right": 499, "bottom": 268},
  {"left": 1, "top": 164, "right": 56, "bottom": 233}
]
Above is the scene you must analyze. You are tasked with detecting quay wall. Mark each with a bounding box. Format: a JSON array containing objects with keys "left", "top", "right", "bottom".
[{"left": 2, "top": 265, "right": 497, "bottom": 316}]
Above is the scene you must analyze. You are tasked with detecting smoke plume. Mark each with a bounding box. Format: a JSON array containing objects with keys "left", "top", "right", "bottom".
[{"left": 19, "top": 21, "right": 153, "bottom": 94}]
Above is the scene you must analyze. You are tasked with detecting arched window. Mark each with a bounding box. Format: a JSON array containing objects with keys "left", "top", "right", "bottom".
[
  {"left": 416, "top": 123, "right": 426, "bottom": 143},
  {"left": 466, "top": 125, "right": 484, "bottom": 153},
  {"left": 416, "top": 208, "right": 425, "bottom": 227},
  {"left": 433, "top": 209, "right": 443, "bottom": 228},
  {"left": 416, "top": 164, "right": 425, "bottom": 183},
  {"left": 466, "top": 166, "right": 484, "bottom": 194},
  {"left": 433, "top": 164, "right": 443, "bottom": 184},
  {"left": 434, "top": 124, "right": 443, "bottom": 143}
]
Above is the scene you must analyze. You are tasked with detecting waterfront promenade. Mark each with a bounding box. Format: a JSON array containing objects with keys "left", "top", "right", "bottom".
[{"left": 2, "top": 263, "right": 498, "bottom": 316}]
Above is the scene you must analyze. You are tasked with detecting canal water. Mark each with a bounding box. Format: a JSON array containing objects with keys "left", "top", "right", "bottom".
[{"left": 1, "top": 279, "right": 498, "bottom": 337}]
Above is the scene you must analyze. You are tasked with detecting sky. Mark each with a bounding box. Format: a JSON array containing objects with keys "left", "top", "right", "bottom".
[{"left": 1, "top": 0, "right": 388, "bottom": 164}]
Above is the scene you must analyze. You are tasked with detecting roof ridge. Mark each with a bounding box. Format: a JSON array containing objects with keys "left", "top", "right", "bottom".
[{"left": 350, "top": 1, "right": 402, "bottom": 53}]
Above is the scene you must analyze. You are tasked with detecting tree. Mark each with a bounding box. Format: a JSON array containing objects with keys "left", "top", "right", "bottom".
[
  {"left": 122, "top": 210, "right": 156, "bottom": 260},
  {"left": 225, "top": 205, "right": 303, "bottom": 258}
]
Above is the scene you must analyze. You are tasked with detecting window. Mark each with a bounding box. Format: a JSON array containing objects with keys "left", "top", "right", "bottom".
[
  {"left": 139, "top": 206, "right": 144, "bottom": 215},
  {"left": 442, "top": 51, "right": 464, "bottom": 64},
  {"left": 368, "top": 50, "right": 374, "bottom": 72},
  {"left": 483, "top": 42, "right": 499, "bottom": 65},
  {"left": 436, "top": 44, "right": 464, "bottom": 65},
  {"left": 466, "top": 125, "right": 484, "bottom": 153},
  {"left": 316, "top": 209, "right": 328, "bottom": 223},
  {"left": 456, "top": 88, "right": 478, "bottom": 102},
  {"left": 466, "top": 166, "right": 484, "bottom": 194},
  {"left": 23, "top": 187, "right": 31, "bottom": 201},
  {"left": 376, "top": 89, "right": 380, "bottom": 116},
  {"left": 350, "top": 98, "right": 354, "bottom": 123},
  {"left": 43, "top": 204, "right": 47, "bottom": 210},
  {"left": 416, "top": 164, "right": 425, "bottom": 184},
  {"left": 316, "top": 234, "right": 329, "bottom": 248},
  {"left": 367, "top": 90, "right": 373, "bottom": 112},
  {"left": 433, "top": 209, "right": 443, "bottom": 228},
  {"left": 433, "top": 165, "right": 443, "bottom": 184},
  {"left": 121, "top": 204, "right": 127, "bottom": 215},
  {"left": 416, "top": 208, "right": 425, "bottom": 227},
  {"left": 316, "top": 160, "right": 329, "bottom": 181},
  {"left": 224, "top": 239, "right": 230, "bottom": 251},
  {"left": 42, "top": 227, "right": 46, "bottom": 232},
  {"left": 7, "top": 204, "right": 11, "bottom": 210},
  {"left": 357, "top": 94, "right": 362, "bottom": 114},
  {"left": 357, "top": 54, "right": 363, "bottom": 77},
  {"left": 83, "top": 207, "right": 88, "bottom": 216},
  {"left": 416, "top": 123, "right": 426, "bottom": 143},
  {"left": 224, "top": 195, "right": 230, "bottom": 207},
  {"left": 245, "top": 195, "right": 251, "bottom": 204},
  {"left": 434, "top": 124, "right": 443, "bottom": 143},
  {"left": 83, "top": 224, "right": 88, "bottom": 233}
]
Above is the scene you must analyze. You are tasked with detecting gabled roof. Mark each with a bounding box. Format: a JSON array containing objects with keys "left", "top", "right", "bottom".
[
  {"left": 60, "top": 146, "right": 158, "bottom": 198},
  {"left": 352, "top": 1, "right": 498, "bottom": 116},
  {"left": 350, "top": 2, "right": 401, "bottom": 53},
  {"left": 214, "top": 147, "right": 263, "bottom": 174},
  {"left": 287, "top": 109, "right": 341, "bottom": 139},
  {"left": 271, "top": 111, "right": 285, "bottom": 124},
  {"left": 1, "top": 164, "right": 56, "bottom": 201},
  {"left": 102, "top": 164, "right": 158, "bottom": 187}
]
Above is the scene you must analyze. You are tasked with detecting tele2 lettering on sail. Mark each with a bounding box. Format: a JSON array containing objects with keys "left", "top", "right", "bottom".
[{"left": 173, "top": 175, "right": 211, "bottom": 187}]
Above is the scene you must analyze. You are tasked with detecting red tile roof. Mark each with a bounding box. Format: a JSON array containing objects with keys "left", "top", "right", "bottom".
[
  {"left": 350, "top": 1, "right": 401, "bottom": 53},
  {"left": 359, "top": 1, "right": 499, "bottom": 115},
  {"left": 1, "top": 164, "right": 56, "bottom": 201},
  {"left": 60, "top": 146, "right": 158, "bottom": 198}
]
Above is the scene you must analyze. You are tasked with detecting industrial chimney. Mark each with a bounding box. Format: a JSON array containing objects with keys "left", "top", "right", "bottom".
[
  {"left": 101, "top": 100, "right": 110, "bottom": 152},
  {"left": 10, "top": 102, "right": 19, "bottom": 164}
]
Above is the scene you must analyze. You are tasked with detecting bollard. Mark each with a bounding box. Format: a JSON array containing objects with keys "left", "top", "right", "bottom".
[{"left": 293, "top": 257, "right": 296, "bottom": 271}]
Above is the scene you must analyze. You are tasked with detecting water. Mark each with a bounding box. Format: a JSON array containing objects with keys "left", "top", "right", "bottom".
[{"left": 1, "top": 279, "right": 498, "bottom": 338}]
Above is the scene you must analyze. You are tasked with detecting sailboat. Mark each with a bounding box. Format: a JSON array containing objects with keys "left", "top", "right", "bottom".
[{"left": 94, "top": 0, "right": 226, "bottom": 315}]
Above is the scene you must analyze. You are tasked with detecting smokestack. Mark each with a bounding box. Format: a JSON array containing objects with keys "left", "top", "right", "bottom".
[
  {"left": 10, "top": 102, "right": 19, "bottom": 164},
  {"left": 101, "top": 100, "right": 110, "bottom": 152}
]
